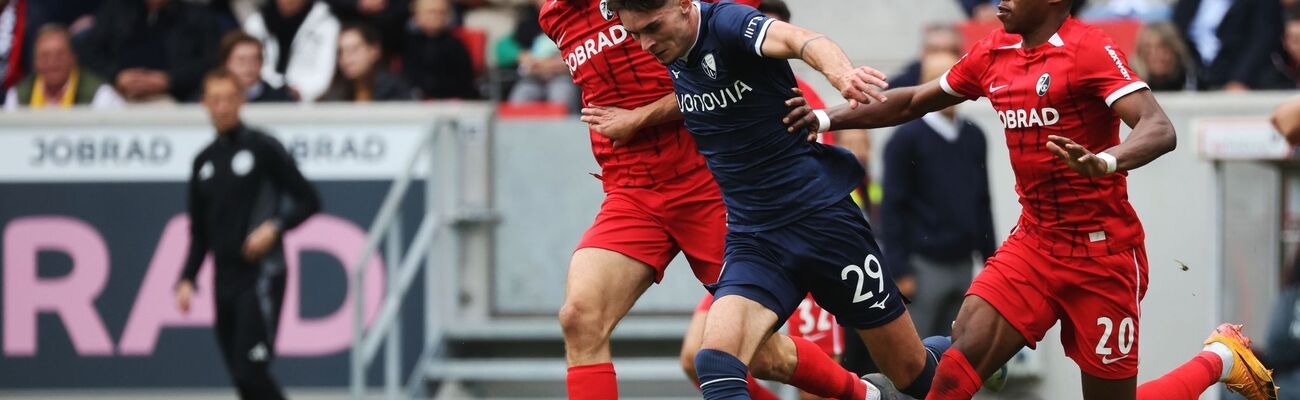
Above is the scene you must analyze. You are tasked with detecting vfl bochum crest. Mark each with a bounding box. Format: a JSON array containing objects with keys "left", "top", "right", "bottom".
[
  {"left": 599, "top": 0, "right": 614, "bottom": 20},
  {"left": 1036, "top": 73, "right": 1051, "bottom": 97},
  {"left": 703, "top": 53, "right": 718, "bottom": 79}
]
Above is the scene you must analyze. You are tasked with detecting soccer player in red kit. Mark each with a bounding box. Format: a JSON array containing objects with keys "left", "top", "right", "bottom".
[
  {"left": 542, "top": 1, "right": 881, "bottom": 399},
  {"left": 782, "top": 0, "right": 1278, "bottom": 399}
]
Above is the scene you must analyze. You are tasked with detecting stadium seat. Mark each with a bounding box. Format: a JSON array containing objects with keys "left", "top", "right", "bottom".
[{"left": 453, "top": 27, "right": 489, "bottom": 79}]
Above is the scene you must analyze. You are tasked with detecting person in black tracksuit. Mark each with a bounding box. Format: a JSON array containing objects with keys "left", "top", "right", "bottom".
[{"left": 175, "top": 69, "right": 321, "bottom": 400}]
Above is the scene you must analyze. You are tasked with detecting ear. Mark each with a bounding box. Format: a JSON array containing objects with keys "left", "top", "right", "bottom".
[{"left": 679, "top": 0, "right": 691, "bottom": 13}]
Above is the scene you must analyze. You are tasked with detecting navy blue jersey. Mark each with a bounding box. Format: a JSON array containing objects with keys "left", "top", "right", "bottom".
[{"left": 669, "top": 1, "right": 863, "bottom": 232}]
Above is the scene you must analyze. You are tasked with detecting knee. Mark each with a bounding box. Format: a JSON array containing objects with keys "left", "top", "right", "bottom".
[{"left": 558, "top": 299, "right": 608, "bottom": 344}]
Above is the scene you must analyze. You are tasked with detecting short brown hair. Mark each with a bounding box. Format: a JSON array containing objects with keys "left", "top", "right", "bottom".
[
  {"left": 35, "top": 23, "right": 72, "bottom": 44},
  {"left": 219, "top": 31, "right": 263, "bottom": 64},
  {"left": 605, "top": 0, "right": 672, "bottom": 13},
  {"left": 202, "top": 68, "right": 241, "bottom": 92}
]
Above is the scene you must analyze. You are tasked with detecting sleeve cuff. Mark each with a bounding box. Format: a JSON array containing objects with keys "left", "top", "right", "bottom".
[
  {"left": 753, "top": 18, "right": 775, "bottom": 57},
  {"left": 938, "top": 70, "right": 965, "bottom": 98},
  {"left": 1104, "top": 81, "right": 1149, "bottom": 107}
]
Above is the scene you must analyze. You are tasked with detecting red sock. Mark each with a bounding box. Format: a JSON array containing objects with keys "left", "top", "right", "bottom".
[
  {"left": 747, "top": 375, "right": 781, "bottom": 400},
  {"left": 1137, "top": 351, "right": 1223, "bottom": 400},
  {"left": 567, "top": 362, "right": 617, "bottom": 400},
  {"left": 926, "top": 348, "right": 982, "bottom": 400},
  {"left": 786, "top": 336, "right": 867, "bottom": 400}
]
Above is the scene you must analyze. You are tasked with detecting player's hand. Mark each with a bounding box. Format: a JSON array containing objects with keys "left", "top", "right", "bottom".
[
  {"left": 175, "top": 280, "right": 194, "bottom": 314},
  {"left": 1045, "top": 135, "right": 1109, "bottom": 177},
  {"left": 782, "top": 88, "right": 818, "bottom": 142},
  {"left": 581, "top": 105, "right": 642, "bottom": 147},
  {"left": 242, "top": 220, "right": 280, "bottom": 262},
  {"left": 833, "top": 66, "right": 889, "bottom": 109}
]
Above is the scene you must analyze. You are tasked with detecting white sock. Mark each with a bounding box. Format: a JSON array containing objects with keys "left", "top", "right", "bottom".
[
  {"left": 862, "top": 379, "right": 882, "bottom": 400},
  {"left": 1202, "top": 342, "right": 1234, "bottom": 382}
]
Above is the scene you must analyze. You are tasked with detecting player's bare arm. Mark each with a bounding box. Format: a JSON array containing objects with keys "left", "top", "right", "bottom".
[
  {"left": 783, "top": 79, "right": 964, "bottom": 136},
  {"left": 1045, "top": 89, "right": 1176, "bottom": 177},
  {"left": 757, "top": 21, "right": 888, "bottom": 108},
  {"left": 580, "top": 93, "right": 682, "bottom": 147}
]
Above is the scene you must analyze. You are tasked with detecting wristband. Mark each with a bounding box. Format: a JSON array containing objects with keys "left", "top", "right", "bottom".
[
  {"left": 812, "top": 109, "right": 831, "bottom": 133},
  {"left": 1097, "top": 152, "right": 1118, "bottom": 174}
]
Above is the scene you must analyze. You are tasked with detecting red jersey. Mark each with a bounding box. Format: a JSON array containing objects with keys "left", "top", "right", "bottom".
[
  {"left": 538, "top": 0, "right": 757, "bottom": 189},
  {"left": 940, "top": 17, "right": 1150, "bottom": 257}
]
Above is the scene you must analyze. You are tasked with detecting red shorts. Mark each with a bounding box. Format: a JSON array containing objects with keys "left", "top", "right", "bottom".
[
  {"left": 576, "top": 165, "right": 727, "bottom": 284},
  {"left": 696, "top": 294, "right": 843, "bottom": 356},
  {"left": 967, "top": 228, "right": 1148, "bottom": 379}
]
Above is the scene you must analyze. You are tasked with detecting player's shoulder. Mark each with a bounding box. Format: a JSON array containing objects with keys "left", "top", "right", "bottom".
[
  {"left": 967, "top": 28, "right": 1018, "bottom": 55},
  {"left": 537, "top": 0, "right": 573, "bottom": 30},
  {"left": 1060, "top": 18, "right": 1115, "bottom": 46}
]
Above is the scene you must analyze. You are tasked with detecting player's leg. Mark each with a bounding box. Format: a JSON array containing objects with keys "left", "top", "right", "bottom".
[
  {"left": 1136, "top": 323, "right": 1278, "bottom": 400},
  {"left": 682, "top": 295, "right": 712, "bottom": 384},
  {"left": 928, "top": 235, "right": 1058, "bottom": 400},
  {"left": 560, "top": 247, "right": 656, "bottom": 399},
  {"left": 695, "top": 293, "right": 786, "bottom": 399},
  {"left": 667, "top": 175, "right": 866, "bottom": 400},
  {"left": 562, "top": 190, "right": 677, "bottom": 400},
  {"left": 683, "top": 295, "right": 782, "bottom": 400}
]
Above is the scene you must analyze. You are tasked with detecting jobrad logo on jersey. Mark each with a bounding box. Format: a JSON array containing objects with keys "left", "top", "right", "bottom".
[
  {"left": 997, "top": 107, "right": 1060, "bottom": 129},
  {"left": 562, "top": 24, "right": 629, "bottom": 73},
  {"left": 677, "top": 80, "right": 754, "bottom": 113}
]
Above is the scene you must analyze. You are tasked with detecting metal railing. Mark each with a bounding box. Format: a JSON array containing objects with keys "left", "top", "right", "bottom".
[{"left": 348, "top": 112, "right": 494, "bottom": 399}]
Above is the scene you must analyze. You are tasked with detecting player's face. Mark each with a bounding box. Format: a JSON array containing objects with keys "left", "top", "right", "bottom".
[
  {"left": 203, "top": 79, "right": 244, "bottom": 133},
  {"left": 995, "top": 0, "right": 1050, "bottom": 35},
  {"left": 618, "top": 0, "right": 695, "bottom": 64}
]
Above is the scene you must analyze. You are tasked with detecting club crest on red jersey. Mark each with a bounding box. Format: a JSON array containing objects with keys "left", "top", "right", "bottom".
[
  {"left": 599, "top": 0, "right": 614, "bottom": 20},
  {"left": 1036, "top": 73, "right": 1051, "bottom": 97},
  {"left": 703, "top": 53, "right": 718, "bottom": 79}
]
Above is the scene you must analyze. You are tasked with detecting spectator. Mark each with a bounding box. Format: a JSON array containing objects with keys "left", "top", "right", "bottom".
[
  {"left": 1259, "top": 8, "right": 1300, "bottom": 90},
  {"left": 4, "top": 24, "right": 123, "bottom": 109},
  {"left": 220, "top": 31, "right": 292, "bottom": 102},
  {"left": 324, "top": 0, "right": 408, "bottom": 59},
  {"left": 880, "top": 51, "right": 995, "bottom": 338},
  {"left": 1133, "top": 22, "right": 1197, "bottom": 91},
  {"left": 402, "top": 0, "right": 478, "bottom": 99},
  {"left": 506, "top": 0, "right": 577, "bottom": 111},
  {"left": 0, "top": 0, "right": 28, "bottom": 91},
  {"left": 1174, "top": 0, "right": 1285, "bottom": 90},
  {"left": 320, "top": 23, "right": 415, "bottom": 101},
  {"left": 889, "top": 24, "right": 962, "bottom": 88},
  {"left": 76, "top": 0, "right": 221, "bottom": 103},
  {"left": 244, "top": 0, "right": 340, "bottom": 102}
]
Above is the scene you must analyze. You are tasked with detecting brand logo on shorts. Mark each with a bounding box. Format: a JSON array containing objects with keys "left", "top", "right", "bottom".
[
  {"left": 702, "top": 53, "right": 718, "bottom": 79},
  {"left": 1101, "top": 354, "right": 1129, "bottom": 365},
  {"left": 1036, "top": 73, "right": 1051, "bottom": 97},
  {"left": 869, "top": 293, "right": 890, "bottom": 310}
]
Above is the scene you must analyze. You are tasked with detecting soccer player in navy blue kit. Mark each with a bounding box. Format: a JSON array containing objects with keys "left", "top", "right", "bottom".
[{"left": 607, "top": 0, "right": 948, "bottom": 398}]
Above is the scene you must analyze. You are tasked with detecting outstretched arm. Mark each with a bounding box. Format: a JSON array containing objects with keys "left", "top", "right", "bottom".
[
  {"left": 1045, "top": 89, "right": 1176, "bottom": 176},
  {"left": 784, "top": 79, "right": 965, "bottom": 134},
  {"left": 758, "top": 21, "right": 888, "bottom": 108}
]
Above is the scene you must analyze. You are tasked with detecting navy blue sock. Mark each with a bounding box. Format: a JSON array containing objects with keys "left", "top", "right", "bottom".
[
  {"left": 694, "top": 348, "right": 750, "bottom": 400},
  {"left": 899, "top": 335, "right": 948, "bottom": 398}
]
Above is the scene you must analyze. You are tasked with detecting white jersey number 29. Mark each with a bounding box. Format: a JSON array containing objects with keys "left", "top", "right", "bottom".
[{"left": 841, "top": 255, "right": 885, "bottom": 304}]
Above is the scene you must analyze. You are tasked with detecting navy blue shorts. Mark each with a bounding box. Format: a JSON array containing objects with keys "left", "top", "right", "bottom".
[{"left": 708, "top": 196, "right": 905, "bottom": 330}]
